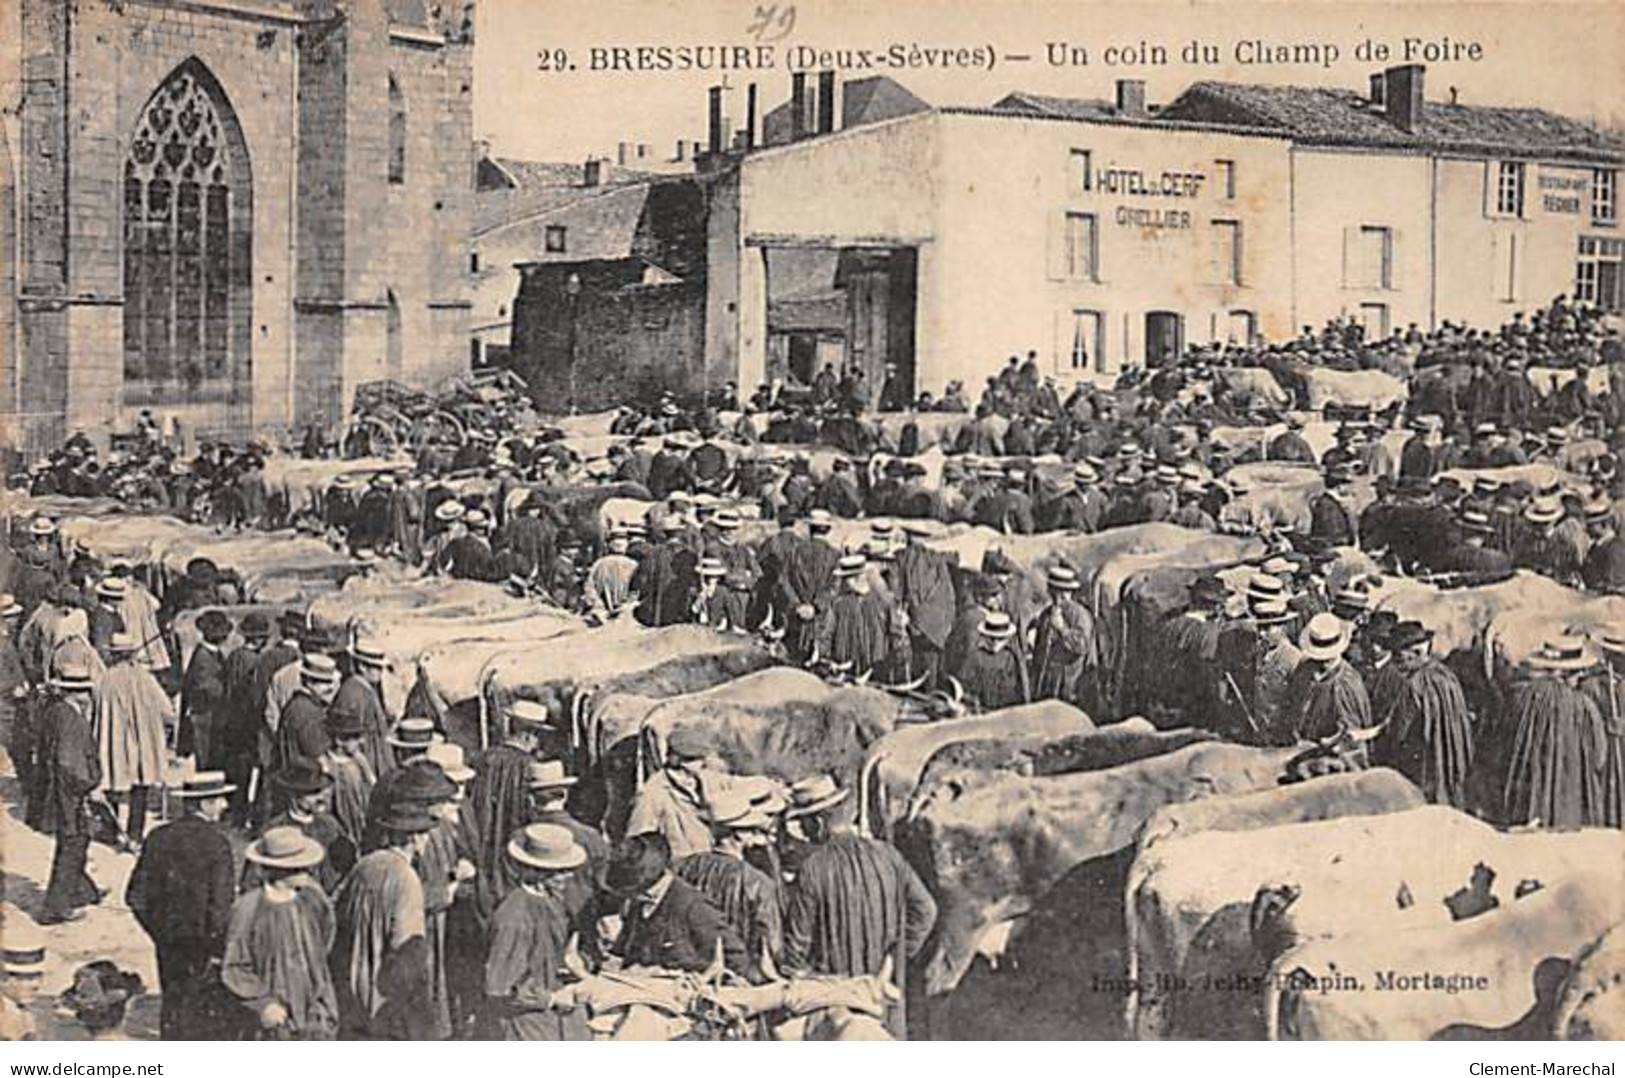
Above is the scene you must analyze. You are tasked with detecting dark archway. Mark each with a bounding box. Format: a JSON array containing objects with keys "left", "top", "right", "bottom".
[{"left": 121, "top": 58, "right": 253, "bottom": 412}]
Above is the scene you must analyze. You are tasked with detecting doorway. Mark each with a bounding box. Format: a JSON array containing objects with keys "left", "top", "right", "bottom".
[{"left": 1144, "top": 311, "right": 1183, "bottom": 367}]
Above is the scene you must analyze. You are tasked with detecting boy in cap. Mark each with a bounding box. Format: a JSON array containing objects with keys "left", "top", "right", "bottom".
[
  {"left": 224, "top": 826, "right": 339, "bottom": 1039},
  {"left": 625, "top": 727, "right": 717, "bottom": 860},
  {"left": 127, "top": 771, "right": 237, "bottom": 1039}
]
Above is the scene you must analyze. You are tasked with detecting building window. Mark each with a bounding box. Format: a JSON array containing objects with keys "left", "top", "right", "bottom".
[
  {"left": 469, "top": 251, "right": 480, "bottom": 273},
  {"left": 1215, "top": 159, "right": 1236, "bottom": 200},
  {"left": 1064, "top": 212, "right": 1098, "bottom": 280},
  {"left": 1069, "top": 149, "right": 1092, "bottom": 193},
  {"left": 1358, "top": 302, "right": 1390, "bottom": 338},
  {"left": 122, "top": 59, "right": 251, "bottom": 407},
  {"left": 388, "top": 75, "right": 406, "bottom": 185},
  {"left": 545, "top": 225, "right": 567, "bottom": 253},
  {"left": 1495, "top": 160, "right": 1524, "bottom": 217},
  {"left": 1346, "top": 225, "right": 1393, "bottom": 289},
  {"left": 1068, "top": 309, "right": 1103, "bottom": 373},
  {"left": 1213, "top": 219, "right": 1242, "bottom": 285},
  {"left": 1576, "top": 235, "right": 1624, "bottom": 311},
  {"left": 1594, "top": 169, "right": 1618, "bottom": 225}
]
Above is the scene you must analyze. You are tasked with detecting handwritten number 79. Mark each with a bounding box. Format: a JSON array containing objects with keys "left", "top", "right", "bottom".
[{"left": 747, "top": 4, "right": 796, "bottom": 42}]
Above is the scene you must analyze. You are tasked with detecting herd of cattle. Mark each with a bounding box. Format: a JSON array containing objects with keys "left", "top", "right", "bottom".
[{"left": 3, "top": 433, "right": 1623, "bottom": 1041}]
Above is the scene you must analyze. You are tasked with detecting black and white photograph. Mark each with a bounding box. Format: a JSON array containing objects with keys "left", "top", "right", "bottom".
[{"left": 0, "top": 0, "right": 1622, "bottom": 1057}]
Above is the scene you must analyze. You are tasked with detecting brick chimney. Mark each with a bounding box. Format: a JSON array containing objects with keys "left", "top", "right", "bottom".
[
  {"left": 791, "top": 72, "right": 809, "bottom": 141},
  {"left": 616, "top": 141, "right": 630, "bottom": 167},
  {"left": 583, "top": 158, "right": 601, "bottom": 187},
  {"left": 1384, "top": 64, "right": 1424, "bottom": 133},
  {"left": 1115, "top": 79, "right": 1146, "bottom": 119},
  {"left": 817, "top": 71, "right": 836, "bottom": 134},
  {"left": 1368, "top": 73, "right": 1386, "bottom": 107},
  {"left": 745, "top": 83, "right": 758, "bottom": 149},
  {"left": 674, "top": 140, "right": 687, "bottom": 162}
]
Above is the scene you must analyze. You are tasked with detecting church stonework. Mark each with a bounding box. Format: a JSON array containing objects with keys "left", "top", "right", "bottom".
[{"left": 4, "top": 0, "right": 473, "bottom": 452}]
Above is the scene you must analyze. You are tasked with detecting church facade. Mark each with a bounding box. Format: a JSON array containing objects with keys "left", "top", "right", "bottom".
[{"left": 0, "top": 0, "right": 474, "bottom": 455}]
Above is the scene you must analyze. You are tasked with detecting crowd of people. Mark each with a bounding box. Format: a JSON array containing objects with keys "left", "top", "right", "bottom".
[{"left": 1, "top": 296, "right": 1623, "bottom": 1040}]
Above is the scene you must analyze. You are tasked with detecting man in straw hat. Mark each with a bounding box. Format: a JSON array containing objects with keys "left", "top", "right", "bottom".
[
  {"left": 274, "top": 652, "right": 342, "bottom": 781},
  {"left": 223, "top": 826, "right": 339, "bottom": 1040},
  {"left": 0, "top": 907, "right": 46, "bottom": 1040},
  {"left": 258, "top": 764, "right": 353, "bottom": 893},
  {"left": 1583, "top": 501, "right": 1625, "bottom": 593},
  {"left": 94, "top": 631, "right": 173, "bottom": 845},
  {"left": 675, "top": 784, "right": 784, "bottom": 977},
  {"left": 782, "top": 773, "right": 936, "bottom": 1038},
  {"left": 957, "top": 606, "right": 1030, "bottom": 714},
  {"left": 608, "top": 831, "right": 749, "bottom": 978},
  {"left": 480, "top": 824, "right": 591, "bottom": 1041},
  {"left": 38, "top": 657, "right": 103, "bottom": 926},
  {"left": 330, "top": 800, "right": 437, "bottom": 1039},
  {"left": 525, "top": 760, "right": 606, "bottom": 922},
  {"left": 891, "top": 520, "right": 956, "bottom": 689},
  {"left": 88, "top": 576, "right": 127, "bottom": 664},
  {"left": 1282, "top": 612, "right": 1374, "bottom": 754},
  {"left": 1371, "top": 620, "right": 1474, "bottom": 810},
  {"left": 127, "top": 770, "right": 237, "bottom": 1039},
  {"left": 1246, "top": 596, "right": 1302, "bottom": 742},
  {"left": 626, "top": 726, "right": 717, "bottom": 861},
  {"left": 1503, "top": 634, "right": 1612, "bottom": 829},
  {"left": 813, "top": 552, "right": 899, "bottom": 679},
  {"left": 334, "top": 635, "right": 396, "bottom": 779},
  {"left": 1032, "top": 564, "right": 1099, "bottom": 711}
]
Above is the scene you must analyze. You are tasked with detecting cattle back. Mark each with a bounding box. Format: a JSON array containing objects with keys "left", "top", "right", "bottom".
[
  {"left": 1267, "top": 871, "right": 1625, "bottom": 1040},
  {"left": 902, "top": 741, "right": 1299, "bottom": 995}
]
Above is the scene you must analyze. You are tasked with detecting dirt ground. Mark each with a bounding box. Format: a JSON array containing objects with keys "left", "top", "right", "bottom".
[{"left": 1, "top": 747, "right": 164, "bottom": 1040}]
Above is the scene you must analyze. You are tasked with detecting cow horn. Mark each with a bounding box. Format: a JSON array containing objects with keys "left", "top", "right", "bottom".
[
  {"left": 877, "top": 955, "right": 901, "bottom": 1002},
  {"left": 563, "top": 932, "right": 588, "bottom": 981},
  {"left": 855, "top": 667, "right": 874, "bottom": 686},
  {"left": 759, "top": 940, "right": 781, "bottom": 985},
  {"left": 1346, "top": 720, "right": 1387, "bottom": 744},
  {"left": 877, "top": 671, "right": 930, "bottom": 696},
  {"left": 946, "top": 675, "right": 965, "bottom": 707}
]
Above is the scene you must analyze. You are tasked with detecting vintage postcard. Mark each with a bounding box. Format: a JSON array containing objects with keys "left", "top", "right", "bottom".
[{"left": 0, "top": 0, "right": 1621, "bottom": 1053}]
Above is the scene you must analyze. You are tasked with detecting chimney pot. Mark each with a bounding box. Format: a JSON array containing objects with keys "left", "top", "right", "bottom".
[
  {"left": 746, "top": 83, "right": 759, "bottom": 149},
  {"left": 817, "top": 71, "right": 836, "bottom": 134},
  {"left": 636, "top": 143, "right": 649, "bottom": 159},
  {"left": 791, "top": 72, "right": 809, "bottom": 141},
  {"left": 1115, "top": 79, "right": 1147, "bottom": 119},
  {"left": 675, "top": 140, "right": 687, "bottom": 162},
  {"left": 708, "top": 86, "right": 725, "bottom": 153}
]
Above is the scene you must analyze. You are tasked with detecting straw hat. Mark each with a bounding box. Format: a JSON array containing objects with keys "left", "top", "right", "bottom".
[
  {"left": 423, "top": 742, "right": 476, "bottom": 784},
  {"left": 387, "top": 717, "right": 443, "bottom": 751},
  {"left": 2, "top": 908, "right": 46, "bottom": 977},
  {"left": 507, "top": 823, "right": 587, "bottom": 871},
  {"left": 95, "top": 578, "right": 126, "bottom": 602},
  {"left": 705, "top": 785, "right": 770, "bottom": 830},
  {"left": 29, "top": 517, "right": 56, "bottom": 537},
  {"left": 507, "top": 699, "right": 551, "bottom": 728},
  {"left": 433, "top": 500, "right": 465, "bottom": 524},
  {"left": 978, "top": 610, "right": 1016, "bottom": 638},
  {"left": 1249, "top": 597, "right": 1294, "bottom": 625},
  {"left": 244, "top": 826, "right": 326, "bottom": 870},
  {"left": 711, "top": 510, "right": 741, "bottom": 531},
  {"left": 0, "top": 594, "right": 21, "bottom": 619},
  {"left": 107, "top": 631, "right": 139, "bottom": 655},
  {"left": 834, "top": 553, "right": 867, "bottom": 578},
  {"left": 49, "top": 658, "right": 94, "bottom": 693},
  {"left": 785, "top": 773, "right": 849, "bottom": 819},
  {"left": 698, "top": 556, "right": 727, "bottom": 579},
  {"left": 174, "top": 770, "right": 236, "bottom": 799},
  {"left": 1298, "top": 612, "right": 1350, "bottom": 661},
  {"left": 526, "top": 759, "right": 578, "bottom": 790},
  {"left": 351, "top": 638, "right": 388, "bottom": 668},
  {"left": 1524, "top": 497, "right": 1563, "bottom": 526},
  {"left": 1046, "top": 565, "right": 1081, "bottom": 591},
  {"left": 301, "top": 653, "right": 341, "bottom": 685},
  {"left": 806, "top": 508, "right": 834, "bottom": 531},
  {"left": 1528, "top": 634, "right": 1597, "bottom": 672}
]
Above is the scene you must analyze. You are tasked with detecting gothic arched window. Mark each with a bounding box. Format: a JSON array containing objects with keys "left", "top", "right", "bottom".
[
  {"left": 388, "top": 75, "right": 406, "bottom": 184},
  {"left": 122, "top": 59, "right": 252, "bottom": 406}
]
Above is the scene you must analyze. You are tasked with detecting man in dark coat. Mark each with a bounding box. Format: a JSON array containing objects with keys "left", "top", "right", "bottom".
[
  {"left": 813, "top": 554, "right": 900, "bottom": 678},
  {"left": 646, "top": 439, "right": 696, "bottom": 501},
  {"left": 223, "top": 612, "right": 270, "bottom": 825},
  {"left": 127, "top": 771, "right": 238, "bottom": 1039},
  {"left": 781, "top": 774, "right": 936, "bottom": 1038},
  {"left": 632, "top": 530, "right": 700, "bottom": 628},
  {"left": 481, "top": 824, "right": 590, "bottom": 1041},
  {"left": 772, "top": 512, "right": 840, "bottom": 662},
  {"left": 87, "top": 578, "right": 127, "bottom": 664},
  {"left": 1307, "top": 466, "right": 1359, "bottom": 547},
  {"left": 1266, "top": 416, "right": 1316, "bottom": 463},
  {"left": 610, "top": 832, "right": 749, "bottom": 978},
  {"left": 468, "top": 701, "right": 548, "bottom": 924},
  {"left": 1038, "top": 463, "right": 1105, "bottom": 533},
  {"left": 495, "top": 499, "right": 556, "bottom": 580},
  {"left": 892, "top": 523, "right": 956, "bottom": 688},
  {"left": 1501, "top": 638, "right": 1613, "bottom": 829},
  {"left": 1372, "top": 621, "right": 1474, "bottom": 808},
  {"left": 957, "top": 610, "right": 1031, "bottom": 711},
  {"left": 674, "top": 786, "right": 782, "bottom": 977},
  {"left": 1031, "top": 565, "right": 1098, "bottom": 710},
  {"left": 38, "top": 662, "right": 103, "bottom": 925},
  {"left": 1436, "top": 509, "right": 1514, "bottom": 576},
  {"left": 814, "top": 460, "right": 864, "bottom": 518},
  {"left": 180, "top": 609, "right": 231, "bottom": 769}
]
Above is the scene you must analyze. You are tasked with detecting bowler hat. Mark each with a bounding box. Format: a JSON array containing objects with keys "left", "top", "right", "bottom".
[
  {"left": 606, "top": 832, "right": 672, "bottom": 895},
  {"left": 197, "top": 609, "right": 232, "bottom": 643},
  {"left": 375, "top": 805, "right": 440, "bottom": 835},
  {"left": 239, "top": 612, "right": 271, "bottom": 640},
  {"left": 272, "top": 763, "right": 333, "bottom": 796}
]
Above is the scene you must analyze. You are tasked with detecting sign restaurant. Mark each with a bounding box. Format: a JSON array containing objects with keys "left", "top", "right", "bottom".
[{"left": 1096, "top": 165, "right": 1207, "bottom": 232}]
